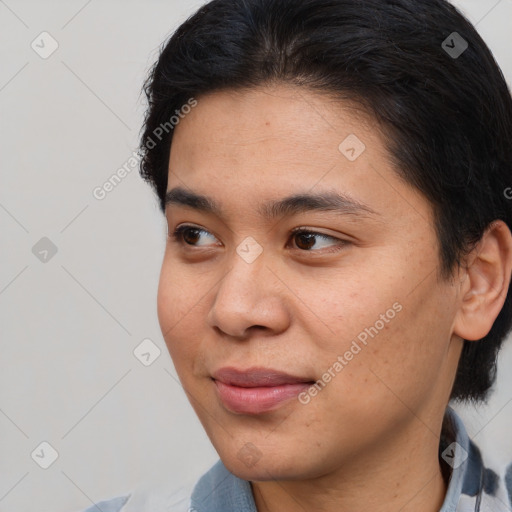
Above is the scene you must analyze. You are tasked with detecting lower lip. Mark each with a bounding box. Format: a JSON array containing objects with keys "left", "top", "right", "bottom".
[{"left": 213, "top": 379, "right": 312, "bottom": 414}]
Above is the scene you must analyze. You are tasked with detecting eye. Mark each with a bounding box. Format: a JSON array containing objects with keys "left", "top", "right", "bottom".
[
  {"left": 170, "top": 225, "right": 348, "bottom": 254},
  {"left": 171, "top": 225, "right": 220, "bottom": 247},
  {"left": 289, "top": 228, "right": 347, "bottom": 253}
]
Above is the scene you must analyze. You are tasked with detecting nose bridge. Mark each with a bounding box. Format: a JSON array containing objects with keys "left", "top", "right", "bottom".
[
  {"left": 207, "top": 245, "right": 289, "bottom": 337},
  {"left": 217, "top": 248, "right": 269, "bottom": 314}
]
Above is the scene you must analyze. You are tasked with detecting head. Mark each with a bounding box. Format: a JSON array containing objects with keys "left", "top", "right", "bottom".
[{"left": 140, "top": 0, "right": 512, "bottom": 481}]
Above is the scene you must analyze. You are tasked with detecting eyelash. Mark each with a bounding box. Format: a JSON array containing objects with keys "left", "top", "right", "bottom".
[{"left": 169, "top": 224, "right": 348, "bottom": 254}]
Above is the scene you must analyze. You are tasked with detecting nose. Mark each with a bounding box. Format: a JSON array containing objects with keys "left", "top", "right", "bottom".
[{"left": 206, "top": 253, "right": 291, "bottom": 340}]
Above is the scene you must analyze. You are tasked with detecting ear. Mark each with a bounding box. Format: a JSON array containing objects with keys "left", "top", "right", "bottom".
[{"left": 453, "top": 220, "right": 512, "bottom": 341}]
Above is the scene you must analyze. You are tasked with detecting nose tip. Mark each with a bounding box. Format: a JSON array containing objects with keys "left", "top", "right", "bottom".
[{"left": 206, "top": 261, "right": 290, "bottom": 339}]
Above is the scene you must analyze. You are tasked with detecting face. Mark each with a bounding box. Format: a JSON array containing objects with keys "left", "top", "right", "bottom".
[{"left": 157, "top": 84, "right": 463, "bottom": 481}]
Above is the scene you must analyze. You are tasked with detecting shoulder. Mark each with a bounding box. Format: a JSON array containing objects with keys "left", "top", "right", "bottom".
[
  {"left": 190, "top": 459, "right": 257, "bottom": 512},
  {"left": 77, "top": 477, "right": 195, "bottom": 512},
  {"left": 443, "top": 407, "right": 512, "bottom": 512},
  {"left": 79, "top": 494, "right": 132, "bottom": 512}
]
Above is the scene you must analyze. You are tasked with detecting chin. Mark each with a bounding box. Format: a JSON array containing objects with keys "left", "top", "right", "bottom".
[{"left": 219, "top": 448, "right": 313, "bottom": 482}]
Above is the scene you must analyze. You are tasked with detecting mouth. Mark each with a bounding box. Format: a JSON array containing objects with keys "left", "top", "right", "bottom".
[{"left": 211, "top": 366, "right": 315, "bottom": 415}]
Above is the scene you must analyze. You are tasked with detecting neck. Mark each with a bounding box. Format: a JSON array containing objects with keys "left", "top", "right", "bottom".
[{"left": 250, "top": 417, "right": 448, "bottom": 512}]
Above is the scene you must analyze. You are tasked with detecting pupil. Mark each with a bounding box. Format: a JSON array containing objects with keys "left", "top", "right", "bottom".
[
  {"left": 184, "top": 229, "right": 200, "bottom": 245},
  {"left": 296, "top": 233, "right": 315, "bottom": 250}
]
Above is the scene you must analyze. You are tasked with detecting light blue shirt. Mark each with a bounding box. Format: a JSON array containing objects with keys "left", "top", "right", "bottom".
[{"left": 79, "top": 407, "right": 512, "bottom": 511}]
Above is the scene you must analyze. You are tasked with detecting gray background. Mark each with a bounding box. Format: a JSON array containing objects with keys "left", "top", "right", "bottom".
[{"left": 0, "top": 1, "right": 511, "bottom": 511}]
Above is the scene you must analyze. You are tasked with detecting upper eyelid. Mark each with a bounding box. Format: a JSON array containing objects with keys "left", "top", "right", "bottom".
[
  {"left": 176, "top": 224, "right": 218, "bottom": 237},
  {"left": 290, "top": 226, "right": 338, "bottom": 238},
  {"left": 172, "top": 223, "right": 337, "bottom": 236},
  {"left": 173, "top": 224, "right": 220, "bottom": 243}
]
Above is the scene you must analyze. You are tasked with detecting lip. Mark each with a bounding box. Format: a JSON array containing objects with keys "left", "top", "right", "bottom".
[{"left": 211, "top": 366, "right": 314, "bottom": 414}]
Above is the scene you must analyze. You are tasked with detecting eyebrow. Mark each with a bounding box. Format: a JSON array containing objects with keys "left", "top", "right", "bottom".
[{"left": 164, "top": 186, "right": 378, "bottom": 220}]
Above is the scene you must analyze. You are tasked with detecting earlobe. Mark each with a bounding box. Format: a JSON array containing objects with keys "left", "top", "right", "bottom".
[{"left": 453, "top": 220, "right": 512, "bottom": 342}]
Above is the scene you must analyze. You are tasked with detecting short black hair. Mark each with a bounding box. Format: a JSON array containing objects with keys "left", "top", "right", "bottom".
[{"left": 139, "top": 0, "right": 512, "bottom": 402}]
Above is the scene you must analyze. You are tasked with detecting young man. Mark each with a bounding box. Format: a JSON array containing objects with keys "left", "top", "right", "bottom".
[{"left": 81, "top": 0, "right": 512, "bottom": 510}]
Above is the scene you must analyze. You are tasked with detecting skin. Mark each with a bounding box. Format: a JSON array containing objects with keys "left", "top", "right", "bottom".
[{"left": 156, "top": 84, "right": 512, "bottom": 512}]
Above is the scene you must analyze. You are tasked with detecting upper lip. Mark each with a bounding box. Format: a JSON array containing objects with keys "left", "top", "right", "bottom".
[{"left": 212, "top": 367, "right": 314, "bottom": 387}]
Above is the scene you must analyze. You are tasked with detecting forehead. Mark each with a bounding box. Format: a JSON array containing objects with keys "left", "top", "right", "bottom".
[
  {"left": 166, "top": 84, "right": 431, "bottom": 227},
  {"left": 170, "top": 85, "right": 374, "bottom": 168}
]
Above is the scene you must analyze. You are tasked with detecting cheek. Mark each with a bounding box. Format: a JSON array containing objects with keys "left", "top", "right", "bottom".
[
  {"left": 157, "top": 259, "right": 205, "bottom": 364},
  {"left": 328, "top": 282, "right": 455, "bottom": 414},
  {"left": 299, "top": 265, "right": 400, "bottom": 353},
  {"left": 308, "top": 258, "right": 450, "bottom": 390}
]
